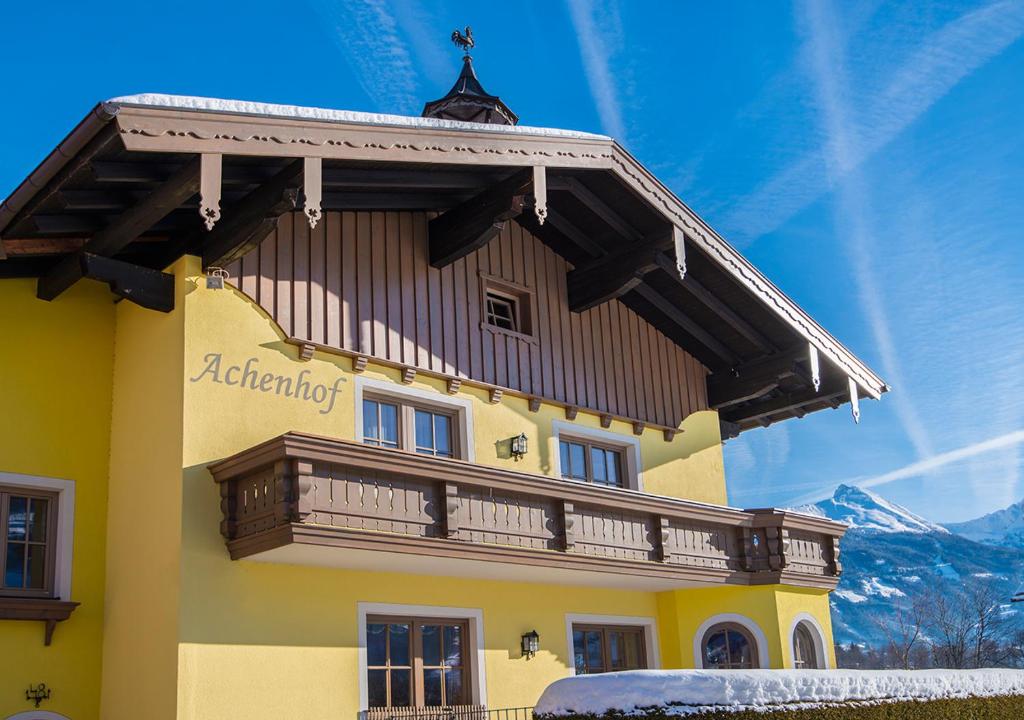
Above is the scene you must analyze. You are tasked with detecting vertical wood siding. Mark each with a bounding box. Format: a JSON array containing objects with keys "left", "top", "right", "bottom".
[{"left": 227, "top": 211, "right": 707, "bottom": 428}]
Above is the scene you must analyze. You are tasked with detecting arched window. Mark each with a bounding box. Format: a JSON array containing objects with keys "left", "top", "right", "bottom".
[
  {"left": 793, "top": 621, "right": 823, "bottom": 669},
  {"left": 701, "top": 623, "right": 759, "bottom": 669}
]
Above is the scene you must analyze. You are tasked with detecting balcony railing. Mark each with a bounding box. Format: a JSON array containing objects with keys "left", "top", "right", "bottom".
[
  {"left": 209, "top": 432, "right": 845, "bottom": 589},
  {"left": 360, "top": 706, "right": 532, "bottom": 720}
]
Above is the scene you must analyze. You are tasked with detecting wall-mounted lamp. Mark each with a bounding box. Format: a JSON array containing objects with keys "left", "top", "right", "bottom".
[
  {"left": 206, "top": 266, "right": 229, "bottom": 290},
  {"left": 510, "top": 433, "right": 528, "bottom": 461},
  {"left": 521, "top": 629, "right": 540, "bottom": 659},
  {"left": 26, "top": 683, "right": 50, "bottom": 708}
]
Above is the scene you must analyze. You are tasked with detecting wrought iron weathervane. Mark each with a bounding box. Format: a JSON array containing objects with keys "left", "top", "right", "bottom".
[{"left": 451, "top": 26, "right": 474, "bottom": 54}]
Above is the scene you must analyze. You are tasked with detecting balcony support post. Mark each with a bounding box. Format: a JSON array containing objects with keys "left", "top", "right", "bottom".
[
  {"left": 562, "top": 501, "right": 575, "bottom": 551},
  {"left": 444, "top": 482, "right": 460, "bottom": 538}
]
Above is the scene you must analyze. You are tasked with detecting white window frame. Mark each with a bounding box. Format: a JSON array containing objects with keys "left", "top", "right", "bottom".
[
  {"left": 789, "top": 612, "right": 830, "bottom": 669},
  {"left": 0, "top": 472, "right": 75, "bottom": 601},
  {"left": 551, "top": 421, "right": 643, "bottom": 491},
  {"left": 693, "top": 613, "right": 770, "bottom": 669},
  {"left": 354, "top": 377, "right": 475, "bottom": 462},
  {"left": 564, "top": 613, "right": 660, "bottom": 675},
  {"left": 357, "top": 602, "right": 487, "bottom": 711}
]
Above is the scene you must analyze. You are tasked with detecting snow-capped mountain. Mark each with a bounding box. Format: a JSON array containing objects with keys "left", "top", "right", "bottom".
[
  {"left": 947, "top": 499, "right": 1024, "bottom": 548},
  {"left": 794, "top": 484, "right": 948, "bottom": 534},
  {"left": 799, "top": 485, "right": 1024, "bottom": 647}
]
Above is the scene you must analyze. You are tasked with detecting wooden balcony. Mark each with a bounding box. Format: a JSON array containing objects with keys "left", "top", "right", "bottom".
[{"left": 209, "top": 433, "right": 845, "bottom": 590}]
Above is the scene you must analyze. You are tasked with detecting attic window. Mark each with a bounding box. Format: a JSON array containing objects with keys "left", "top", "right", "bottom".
[{"left": 480, "top": 274, "right": 535, "bottom": 340}]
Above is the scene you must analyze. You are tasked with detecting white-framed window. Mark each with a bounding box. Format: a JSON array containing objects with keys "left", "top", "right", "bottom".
[
  {"left": 693, "top": 613, "right": 770, "bottom": 670},
  {"left": 789, "top": 613, "right": 829, "bottom": 669},
  {"left": 564, "top": 613, "right": 659, "bottom": 676},
  {"left": 552, "top": 421, "right": 642, "bottom": 491},
  {"left": 0, "top": 473, "right": 75, "bottom": 602},
  {"left": 357, "top": 602, "right": 487, "bottom": 711},
  {"left": 354, "top": 377, "right": 475, "bottom": 462}
]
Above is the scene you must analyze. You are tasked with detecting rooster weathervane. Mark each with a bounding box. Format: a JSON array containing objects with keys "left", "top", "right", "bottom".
[{"left": 451, "top": 26, "right": 474, "bottom": 55}]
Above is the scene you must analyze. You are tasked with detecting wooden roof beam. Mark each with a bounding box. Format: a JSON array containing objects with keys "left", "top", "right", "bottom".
[
  {"left": 722, "top": 384, "right": 847, "bottom": 425},
  {"left": 553, "top": 176, "right": 644, "bottom": 242},
  {"left": 632, "top": 283, "right": 739, "bottom": 365},
  {"left": 37, "top": 157, "right": 201, "bottom": 302},
  {"left": 707, "top": 351, "right": 807, "bottom": 408},
  {"left": 652, "top": 252, "right": 775, "bottom": 353},
  {"left": 566, "top": 229, "right": 675, "bottom": 311},
  {"left": 47, "top": 252, "right": 174, "bottom": 312},
  {"left": 429, "top": 168, "right": 533, "bottom": 268}
]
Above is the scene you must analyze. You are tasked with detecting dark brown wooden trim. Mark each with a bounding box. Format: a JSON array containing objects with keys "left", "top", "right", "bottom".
[{"left": 0, "top": 598, "right": 79, "bottom": 646}]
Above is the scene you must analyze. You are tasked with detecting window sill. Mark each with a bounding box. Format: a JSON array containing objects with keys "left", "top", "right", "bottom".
[
  {"left": 0, "top": 597, "right": 79, "bottom": 645},
  {"left": 480, "top": 322, "right": 538, "bottom": 346}
]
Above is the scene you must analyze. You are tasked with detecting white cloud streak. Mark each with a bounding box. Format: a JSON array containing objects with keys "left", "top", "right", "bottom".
[
  {"left": 791, "top": 429, "right": 1024, "bottom": 505},
  {"left": 309, "top": 0, "right": 420, "bottom": 114},
  {"left": 723, "top": 0, "right": 1024, "bottom": 243},
  {"left": 565, "top": 0, "right": 628, "bottom": 142}
]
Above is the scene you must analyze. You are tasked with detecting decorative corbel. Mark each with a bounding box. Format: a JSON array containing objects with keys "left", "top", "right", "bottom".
[
  {"left": 528, "top": 397, "right": 542, "bottom": 413},
  {"left": 600, "top": 414, "right": 613, "bottom": 429},
  {"left": 632, "top": 421, "right": 645, "bottom": 436},
  {"left": 808, "top": 343, "right": 821, "bottom": 392},
  {"left": 219, "top": 481, "right": 237, "bottom": 540},
  {"left": 562, "top": 501, "right": 576, "bottom": 551},
  {"left": 565, "top": 406, "right": 579, "bottom": 420},
  {"left": 447, "top": 378, "right": 462, "bottom": 395},
  {"left": 352, "top": 355, "right": 369, "bottom": 373},
  {"left": 848, "top": 377, "right": 860, "bottom": 423},
  {"left": 199, "top": 153, "right": 222, "bottom": 231},
  {"left": 293, "top": 460, "right": 315, "bottom": 523},
  {"left": 273, "top": 459, "right": 293, "bottom": 527},
  {"left": 303, "top": 157, "right": 323, "bottom": 229},
  {"left": 532, "top": 166, "right": 548, "bottom": 225},
  {"left": 402, "top": 367, "right": 417, "bottom": 384},
  {"left": 663, "top": 428, "right": 679, "bottom": 442},
  {"left": 672, "top": 226, "right": 686, "bottom": 280},
  {"left": 657, "top": 516, "right": 673, "bottom": 562},
  {"left": 830, "top": 537, "right": 843, "bottom": 576},
  {"left": 444, "top": 482, "right": 460, "bottom": 538},
  {"left": 489, "top": 388, "right": 504, "bottom": 404},
  {"left": 299, "top": 343, "right": 315, "bottom": 361}
]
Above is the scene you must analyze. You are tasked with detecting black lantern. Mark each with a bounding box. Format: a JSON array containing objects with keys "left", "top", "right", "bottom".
[
  {"left": 521, "top": 630, "right": 540, "bottom": 658},
  {"left": 510, "top": 433, "right": 528, "bottom": 461}
]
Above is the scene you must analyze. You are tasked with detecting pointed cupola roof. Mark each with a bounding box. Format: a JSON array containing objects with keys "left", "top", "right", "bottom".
[{"left": 422, "top": 27, "right": 518, "bottom": 126}]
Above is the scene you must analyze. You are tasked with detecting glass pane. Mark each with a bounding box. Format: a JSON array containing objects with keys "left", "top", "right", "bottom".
[
  {"left": 7, "top": 496, "right": 27, "bottom": 540},
  {"left": 389, "top": 623, "right": 411, "bottom": 666},
  {"left": 572, "top": 630, "right": 586, "bottom": 674},
  {"left": 423, "top": 668, "right": 443, "bottom": 706},
  {"left": 4, "top": 542, "right": 25, "bottom": 588},
  {"left": 367, "top": 669, "right": 388, "bottom": 707},
  {"left": 623, "top": 632, "right": 644, "bottom": 669},
  {"left": 415, "top": 409, "right": 434, "bottom": 451},
  {"left": 444, "top": 624, "right": 463, "bottom": 666},
  {"left": 26, "top": 544, "right": 46, "bottom": 589},
  {"left": 607, "top": 451, "right": 621, "bottom": 487},
  {"left": 728, "top": 630, "right": 752, "bottom": 668},
  {"left": 363, "top": 400, "right": 380, "bottom": 441},
  {"left": 591, "top": 448, "right": 607, "bottom": 484},
  {"left": 704, "top": 630, "right": 729, "bottom": 668},
  {"left": 390, "top": 669, "right": 411, "bottom": 707},
  {"left": 422, "top": 623, "right": 442, "bottom": 666},
  {"left": 570, "top": 443, "right": 586, "bottom": 480},
  {"left": 585, "top": 630, "right": 604, "bottom": 672},
  {"left": 367, "top": 623, "right": 387, "bottom": 666},
  {"left": 560, "top": 441, "right": 571, "bottom": 478},
  {"left": 434, "top": 415, "right": 452, "bottom": 457},
  {"left": 608, "top": 631, "right": 623, "bottom": 668},
  {"left": 445, "top": 668, "right": 464, "bottom": 705},
  {"left": 28, "top": 498, "right": 48, "bottom": 543},
  {"left": 380, "top": 403, "right": 398, "bottom": 446}
]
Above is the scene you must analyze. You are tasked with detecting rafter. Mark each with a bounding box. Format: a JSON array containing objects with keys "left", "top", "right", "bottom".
[
  {"left": 707, "top": 351, "right": 807, "bottom": 408},
  {"left": 567, "top": 242, "right": 666, "bottom": 312},
  {"left": 555, "top": 176, "right": 644, "bottom": 242},
  {"left": 52, "top": 253, "right": 175, "bottom": 312},
  {"left": 632, "top": 283, "right": 739, "bottom": 365},
  {"left": 721, "top": 384, "right": 847, "bottom": 425},
  {"left": 38, "top": 157, "right": 201, "bottom": 302},
  {"left": 429, "top": 168, "right": 533, "bottom": 268}
]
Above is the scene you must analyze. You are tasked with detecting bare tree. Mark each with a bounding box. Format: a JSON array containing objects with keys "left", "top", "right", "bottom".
[
  {"left": 918, "top": 581, "right": 1020, "bottom": 668},
  {"left": 873, "top": 596, "right": 926, "bottom": 669}
]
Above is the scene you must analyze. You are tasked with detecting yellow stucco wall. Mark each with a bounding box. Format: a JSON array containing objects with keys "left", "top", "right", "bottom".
[
  {"left": 99, "top": 257, "right": 190, "bottom": 720},
  {"left": 0, "top": 278, "right": 114, "bottom": 720}
]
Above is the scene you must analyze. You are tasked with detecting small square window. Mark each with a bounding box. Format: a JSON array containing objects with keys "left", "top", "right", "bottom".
[
  {"left": 485, "top": 292, "right": 519, "bottom": 333},
  {"left": 480, "top": 274, "right": 534, "bottom": 339}
]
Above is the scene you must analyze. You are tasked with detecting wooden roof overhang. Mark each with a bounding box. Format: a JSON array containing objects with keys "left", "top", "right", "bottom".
[{"left": 0, "top": 98, "right": 887, "bottom": 432}]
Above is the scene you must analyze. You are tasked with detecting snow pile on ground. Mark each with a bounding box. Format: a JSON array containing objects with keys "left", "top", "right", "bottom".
[
  {"left": 106, "top": 93, "right": 610, "bottom": 141},
  {"left": 534, "top": 669, "right": 1024, "bottom": 716},
  {"left": 794, "top": 484, "right": 948, "bottom": 534}
]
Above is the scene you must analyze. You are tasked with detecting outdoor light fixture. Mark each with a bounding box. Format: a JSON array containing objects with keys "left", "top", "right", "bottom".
[
  {"left": 510, "top": 433, "right": 528, "bottom": 461},
  {"left": 521, "top": 630, "right": 540, "bottom": 659},
  {"left": 206, "top": 266, "right": 229, "bottom": 290}
]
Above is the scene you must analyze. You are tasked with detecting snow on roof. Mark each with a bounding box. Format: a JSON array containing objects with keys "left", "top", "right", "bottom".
[
  {"left": 534, "top": 669, "right": 1024, "bottom": 716},
  {"left": 107, "top": 94, "right": 610, "bottom": 141}
]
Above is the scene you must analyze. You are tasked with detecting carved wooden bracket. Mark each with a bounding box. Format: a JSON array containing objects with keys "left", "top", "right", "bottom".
[
  {"left": 444, "top": 482, "right": 460, "bottom": 538},
  {"left": 564, "top": 406, "right": 579, "bottom": 420},
  {"left": 489, "top": 388, "right": 503, "bottom": 404},
  {"left": 273, "top": 459, "right": 293, "bottom": 527},
  {"left": 528, "top": 397, "right": 541, "bottom": 413},
  {"left": 765, "top": 526, "right": 787, "bottom": 571},
  {"left": 632, "top": 421, "right": 645, "bottom": 436},
  {"left": 600, "top": 414, "right": 613, "bottom": 429},
  {"left": 299, "top": 343, "right": 315, "bottom": 361},
  {"left": 303, "top": 157, "right": 323, "bottom": 229},
  {"left": 532, "top": 166, "right": 547, "bottom": 225},
  {"left": 293, "top": 460, "right": 315, "bottom": 523},
  {"left": 447, "top": 378, "right": 462, "bottom": 395},
  {"left": 663, "top": 428, "right": 679, "bottom": 442},
  {"left": 830, "top": 537, "right": 843, "bottom": 576},
  {"left": 219, "top": 481, "right": 237, "bottom": 539},
  {"left": 402, "top": 367, "right": 417, "bottom": 384},
  {"left": 352, "top": 356, "right": 369, "bottom": 373},
  {"left": 200, "top": 153, "right": 222, "bottom": 230},
  {"left": 562, "top": 501, "right": 576, "bottom": 551},
  {"left": 657, "top": 516, "right": 673, "bottom": 562}
]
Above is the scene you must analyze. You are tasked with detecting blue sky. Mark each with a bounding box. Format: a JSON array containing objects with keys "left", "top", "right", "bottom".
[{"left": 2, "top": 1, "right": 1022, "bottom": 522}]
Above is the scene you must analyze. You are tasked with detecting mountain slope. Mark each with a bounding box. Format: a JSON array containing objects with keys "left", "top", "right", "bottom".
[
  {"left": 947, "top": 499, "right": 1024, "bottom": 548},
  {"left": 794, "top": 485, "right": 1024, "bottom": 647},
  {"left": 795, "top": 483, "right": 948, "bottom": 534}
]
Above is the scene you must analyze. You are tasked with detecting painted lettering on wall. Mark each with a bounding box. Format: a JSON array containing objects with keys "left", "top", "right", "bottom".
[{"left": 189, "top": 353, "right": 347, "bottom": 415}]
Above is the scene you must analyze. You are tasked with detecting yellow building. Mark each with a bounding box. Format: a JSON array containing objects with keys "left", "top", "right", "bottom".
[{"left": 0, "top": 57, "right": 885, "bottom": 720}]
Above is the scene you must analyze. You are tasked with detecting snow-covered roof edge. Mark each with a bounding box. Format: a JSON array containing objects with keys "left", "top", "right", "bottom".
[{"left": 107, "top": 93, "right": 610, "bottom": 141}]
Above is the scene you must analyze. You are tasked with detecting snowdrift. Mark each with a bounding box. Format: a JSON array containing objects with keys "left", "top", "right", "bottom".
[{"left": 534, "top": 669, "right": 1024, "bottom": 718}]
